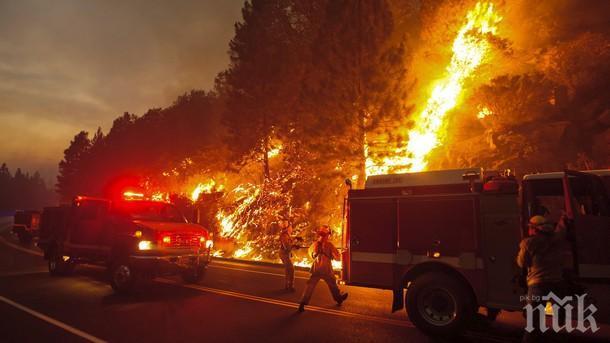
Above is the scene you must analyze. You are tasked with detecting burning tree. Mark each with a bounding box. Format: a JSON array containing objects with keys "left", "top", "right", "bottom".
[{"left": 57, "top": 0, "right": 610, "bottom": 266}]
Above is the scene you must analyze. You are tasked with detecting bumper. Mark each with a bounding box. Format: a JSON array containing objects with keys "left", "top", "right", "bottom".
[{"left": 130, "top": 249, "right": 211, "bottom": 275}]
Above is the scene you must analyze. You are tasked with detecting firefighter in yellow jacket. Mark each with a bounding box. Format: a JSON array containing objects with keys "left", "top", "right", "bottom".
[
  {"left": 298, "top": 225, "right": 347, "bottom": 312},
  {"left": 517, "top": 215, "right": 573, "bottom": 343},
  {"left": 279, "top": 220, "right": 298, "bottom": 291}
]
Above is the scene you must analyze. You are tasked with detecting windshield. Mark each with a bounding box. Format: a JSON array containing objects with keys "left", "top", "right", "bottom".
[{"left": 113, "top": 201, "right": 187, "bottom": 223}]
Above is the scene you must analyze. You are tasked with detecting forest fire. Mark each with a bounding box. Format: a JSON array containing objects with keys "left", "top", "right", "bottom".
[
  {"left": 191, "top": 180, "right": 223, "bottom": 202},
  {"left": 366, "top": 1, "right": 502, "bottom": 175},
  {"left": 53, "top": 0, "right": 610, "bottom": 275},
  {"left": 157, "top": 1, "right": 505, "bottom": 270}
]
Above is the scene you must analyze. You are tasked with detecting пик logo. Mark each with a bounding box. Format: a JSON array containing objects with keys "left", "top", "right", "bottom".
[{"left": 523, "top": 292, "right": 599, "bottom": 333}]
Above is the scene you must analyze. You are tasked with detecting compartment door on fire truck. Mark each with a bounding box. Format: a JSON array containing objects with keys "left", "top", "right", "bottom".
[
  {"left": 348, "top": 198, "right": 396, "bottom": 288},
  {"left": 563, "top": 171, "right": 610, "bottom": 280},
  {"left": 479, "top": 193, "right": 522, "bottom": 310}
]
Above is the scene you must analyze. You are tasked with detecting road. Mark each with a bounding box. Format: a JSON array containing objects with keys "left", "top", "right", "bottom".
[{"left": 0, "top": 217, "right": 607, "bottom": 343}]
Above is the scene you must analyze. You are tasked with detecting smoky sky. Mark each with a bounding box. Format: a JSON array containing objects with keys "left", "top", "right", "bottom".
[{"left": 0, "top": 0, "right": 243, "bottom": 183}]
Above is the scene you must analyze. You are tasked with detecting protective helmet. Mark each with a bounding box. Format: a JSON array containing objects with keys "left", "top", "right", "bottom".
[
  {"left": 317, "top": 225, "right": 331, "bottom": 236},
  {"left": 529, "top": 215, "right": 547, "bottom": 226},
  {"left": 529, "top": 215, "right": 554, "bottom": 233}
]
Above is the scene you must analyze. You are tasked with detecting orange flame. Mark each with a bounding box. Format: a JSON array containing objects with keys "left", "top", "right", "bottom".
[
  {"left": 366, "top": 1, "right": 501, "bottom": 175},
  {"left": 191, "top": 179, "right": 224, "bottom": 202}
]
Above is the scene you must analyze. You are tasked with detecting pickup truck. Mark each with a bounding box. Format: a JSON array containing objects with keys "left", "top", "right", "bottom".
[{"left": 38, "top": 196, "right": 213, "bottom": 293}]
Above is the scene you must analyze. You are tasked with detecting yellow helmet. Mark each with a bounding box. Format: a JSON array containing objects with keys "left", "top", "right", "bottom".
[
  {"left": 529, "top": 215, "right": 554, "bottom": 232},
  {"left": 529, "top": 215, "right": 547, "bottom": 226}
]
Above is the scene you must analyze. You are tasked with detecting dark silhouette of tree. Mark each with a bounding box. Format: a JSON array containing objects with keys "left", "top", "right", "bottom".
[
  {"left": 299, "top": 0, "right": 409, "bottom": 185},
  {"left": 0, "top": 163, "right": 12, "bottom": 210},
  {"left": 220, "top": 0, "right": 316, "bottom": 179},
  {"left": 0, "top": 163, "right": 56, "bottom": 211},
  {"left": 56, "top": 131, "right": 91, "bottom": 201}
]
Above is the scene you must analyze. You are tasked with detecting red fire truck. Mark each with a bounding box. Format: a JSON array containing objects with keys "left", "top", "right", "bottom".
[{"left": 342, "top": 168, "right": 610, "bottom": 335}]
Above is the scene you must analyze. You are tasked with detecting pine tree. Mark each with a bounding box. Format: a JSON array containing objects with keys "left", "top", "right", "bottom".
[
  {"left": 300, "top": 0, "right": 409, "bottom": 185},
  {"left": 221, "top": 0, "right": 313, "bottom": 179},
  {"left": 0, "top": 163, "right": 11, "bottom": 210},
  {"left": 56, "top": 131, "right": 91, "bottom": 201}
]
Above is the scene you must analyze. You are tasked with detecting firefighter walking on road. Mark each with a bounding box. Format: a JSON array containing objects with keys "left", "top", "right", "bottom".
[
  {"left": 298, "top": 225, "right": 347, "bottom": 312},
  {"left": 517, "top": 215, "right": 572, "bottom": 343},
  {"left": 279, "top": 220, "right": 298, "bottom": 291}
]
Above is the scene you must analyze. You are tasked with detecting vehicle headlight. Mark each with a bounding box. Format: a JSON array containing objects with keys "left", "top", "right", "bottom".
[
  {"left": 205, "top": 239, "right": 213, "bottom": 249},
  {"left": 138, "top": 240, "right": 153, "bottom": 250}
]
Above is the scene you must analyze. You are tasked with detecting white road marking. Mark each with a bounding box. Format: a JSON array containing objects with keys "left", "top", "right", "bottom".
[
  {"left": 157, "top": 278, "right": 415, "bottom": 328},
  {"left": 0, "top": 228, "right": 512, "bottom": 342},
  {"left": 0, "top": 235, "right": 43, "bottom": 256},
  {"left": 0, "top": 295, "right": 107, "bottom": 343},
  {"left": 209, "top": 263, "right": 309, "bottom": 280}
]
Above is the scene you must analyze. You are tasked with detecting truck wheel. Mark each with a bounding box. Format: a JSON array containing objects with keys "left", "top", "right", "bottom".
[
  {"left": 182, "top": 265, "right": 206, "bottom": 284},
  {"left": 48, "top": 252, "right": 74, "bottom": 276},
  {"left": 110, "top": 262, "right": 137, "bottom": 294},
  {"left": 406, "top": 272, "right": 475, "bottom": 336}
]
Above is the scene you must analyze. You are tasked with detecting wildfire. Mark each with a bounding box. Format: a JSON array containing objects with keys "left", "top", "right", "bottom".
[
  {"left": 268, "top": 144, "right": 282, "bottom": 158},
  {"left": 191, "top": 179, "right": 223, "bottom": 202},
  {"left": 151, "top": 192, "right": 170, "bottom": 202},
  {"left": 477, "top": 106, "right": 493, "bottom": 119},
  {"left": 366, "top": 1, "right": 502, "bottom": 175},
  {"left": 294, "top": 257, "right": 343, "bottom": 271},
  {"left": 215, "top": 183, "right": 261, "bottom": 237},
  {"left": 233, "top": 242, "right": 253, "bottom": 258}
]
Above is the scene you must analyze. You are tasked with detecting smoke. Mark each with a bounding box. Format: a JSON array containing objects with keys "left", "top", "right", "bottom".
[{"left": 0, "top": 0, "right": 243, "bottom": 181}]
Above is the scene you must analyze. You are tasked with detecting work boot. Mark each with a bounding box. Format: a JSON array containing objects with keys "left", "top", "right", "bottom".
[
  {"left": 337, "top": 293, "right": 348, "bottom": 306},
  {"left": 298, "top": 303, "right": 305, "bottom": 312}
]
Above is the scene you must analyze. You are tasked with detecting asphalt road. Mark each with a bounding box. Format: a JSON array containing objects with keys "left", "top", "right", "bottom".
[{"left": 0, "top": 217, "right": 607, "bottom": 343}]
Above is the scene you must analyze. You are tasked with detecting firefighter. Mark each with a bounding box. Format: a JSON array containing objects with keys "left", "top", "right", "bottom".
[
  {"left": 517, "top": 215, "right": 571, "bottom": 343},
  {"left": 278, "top": 220, "right": 298, "bottom": 291},
  {"left": 298, "top": 225, "right": 347, "bottom": 312}
]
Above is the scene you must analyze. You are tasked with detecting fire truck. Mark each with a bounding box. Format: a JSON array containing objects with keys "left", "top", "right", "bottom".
[
  {"left": 341, "top": 168, "right": 610, "bottom": 335},
  {"left": 38, "top": 194, "right": 213, "bottom": 293}
]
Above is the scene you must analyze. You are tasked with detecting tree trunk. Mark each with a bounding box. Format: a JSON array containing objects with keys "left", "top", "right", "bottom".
[{"left": 263, "top": 113, "right": 270, "bottom": 180}]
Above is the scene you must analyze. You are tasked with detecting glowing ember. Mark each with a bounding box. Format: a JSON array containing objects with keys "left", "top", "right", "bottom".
[
  {"left": 268, "top": 144, "right": 282, "bottom": 158},
  {"left": 477, "top": 106, "right": 493, "bottom": 119},
  {"left": 216, "top": 183, "right": 261, "bottom": 237},
  {"left": 366, "top": 1, "right": 502, "bottom": 175},
  {"left": 151, "top": 192, "right": 170, "bottom": 202},
  {"left": 233, "top": 242, "right": 253, "bottom": 259}
]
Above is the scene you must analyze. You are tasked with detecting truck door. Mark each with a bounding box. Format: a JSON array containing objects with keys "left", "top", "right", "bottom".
[
  {"left": 562, "top": 171, "right": 610, "bottom": 280},
  {"left": 348, "top": 198, "right": 396, "bottom": 288},
  {"left": 68, "top": 199, "right": 110, "bottom": 253}
]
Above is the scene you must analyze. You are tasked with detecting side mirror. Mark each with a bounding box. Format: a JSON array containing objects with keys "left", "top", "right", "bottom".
[{"left": 345, "top": 178, "right": 352, "bottom": 189}]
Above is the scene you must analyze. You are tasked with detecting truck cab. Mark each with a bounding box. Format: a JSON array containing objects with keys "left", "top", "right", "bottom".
[
  {"left": 343, "top": 168, "right": 610, "bottom": 336},
  {"left": 38, "top": 195, "right": 213, "bottom": 293}
]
